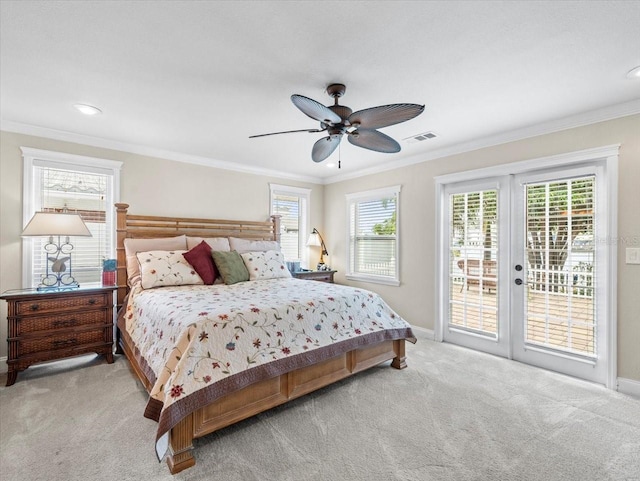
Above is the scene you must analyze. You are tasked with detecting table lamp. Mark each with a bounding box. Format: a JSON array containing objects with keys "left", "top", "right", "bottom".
[
  {"left": 306, "top": 228, "right": 328, "bottom": 270},
  {"left": 22, "top": 211, "right": 92, "bottom": 290}
]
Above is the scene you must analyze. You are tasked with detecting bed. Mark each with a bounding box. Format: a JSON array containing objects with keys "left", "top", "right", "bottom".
[{"left": 114, "top": 203, "right": 416, "bottom": 474}]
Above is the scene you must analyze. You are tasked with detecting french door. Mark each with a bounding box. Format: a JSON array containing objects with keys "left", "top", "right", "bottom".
[
  {"left": 511, "top": 166, "right": 608, "bottom": 383},
  {"left": 439, "top": 155, "right": 614, "bottom": 386},
  {"left": 442, "top": 177, "right": 511, "bottom": 358}
]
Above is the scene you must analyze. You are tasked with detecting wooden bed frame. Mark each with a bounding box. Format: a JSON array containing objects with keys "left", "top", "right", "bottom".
[{"left": 114, "top": 203, "right": 408, "bottom": 474}]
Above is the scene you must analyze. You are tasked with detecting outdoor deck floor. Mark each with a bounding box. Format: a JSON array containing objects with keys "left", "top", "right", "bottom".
[{"left": 450, "top": 284, "right": 595, "bottom": 354}]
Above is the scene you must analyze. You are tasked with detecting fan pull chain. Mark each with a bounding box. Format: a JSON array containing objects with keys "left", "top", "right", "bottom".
[{"left": 338, "top": 142, "right": 341, "bottom": 169}]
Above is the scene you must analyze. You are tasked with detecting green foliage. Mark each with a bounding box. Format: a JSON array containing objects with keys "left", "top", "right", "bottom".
[
  {"left": 372, "top": 198, "right": 397, "bottom": 235},
  {"left": 372, "top": 211, "right": 396, "bottom": 235},
  {"left": 451, "top": 177, "right": 594, "bottom": 270}
]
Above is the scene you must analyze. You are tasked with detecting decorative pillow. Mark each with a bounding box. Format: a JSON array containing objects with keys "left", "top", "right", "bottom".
[
  {"left": 124, "top": 235, "right": 187, "bottom": 285},
  {"left": 136, "top": 250, "right": 203, "bottom": 289},
  {"left": 241, "top": 250, "right": 292, "bottom": 281},
  {"left": 186, "top": 236, "right": 231, "bottom": 252},
  {"left": 183, "top": 241, "right": 217, "bottom": 285},
  {"left": 212, "top": 250, "right": 249, "bottom": 285},
  {"left": 229, "top": 236, "right": 281, "bottom": 254}
]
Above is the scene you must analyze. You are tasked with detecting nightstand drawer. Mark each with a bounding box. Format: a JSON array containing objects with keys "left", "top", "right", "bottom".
[
  {"left": 310, "top": 274, "right": 333, "bottom": 282},
  {"left": 15, "top": 292, "right": 110, "bottom": 315},
  {"left": 19, "top": 327, "right": 108, "bottom": 355},
  {"left": 292, "top": 270, "right": 336, "bottom": 283},
  {"left": 16, "top": 310, "right": 108, "bottom": 334}
]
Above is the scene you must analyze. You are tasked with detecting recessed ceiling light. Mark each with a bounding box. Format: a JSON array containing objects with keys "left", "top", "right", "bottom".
[
  {"left": 626, "top": 66, "right": 640, "bottom": 80},
  {"left": 73, "top": 103, "right": 102, "bottom": 115}
]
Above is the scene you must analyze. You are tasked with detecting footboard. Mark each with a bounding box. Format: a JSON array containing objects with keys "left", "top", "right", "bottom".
[{"left": 167, "top": 339, "right": 407, "bottom": 474}]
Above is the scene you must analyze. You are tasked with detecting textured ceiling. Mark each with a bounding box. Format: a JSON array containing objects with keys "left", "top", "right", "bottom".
[{"left": 1, "top": 0, "right": 639, "bottom": 183}]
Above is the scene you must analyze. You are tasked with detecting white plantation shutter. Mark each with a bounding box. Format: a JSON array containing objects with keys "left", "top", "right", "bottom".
[
  {"left": 346, "top": 186, "right": 400, "bottom": 285},
  {"left": 269, "top": 184, "right": 310, "bottom": 264},
  {"left": 22, "top": 149, "right": 121, "bottom": 288}
]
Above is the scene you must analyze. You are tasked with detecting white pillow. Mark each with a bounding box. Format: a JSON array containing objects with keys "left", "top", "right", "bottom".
[
  {"left": 124, "top": 235, "right": 187, "bottom": 285},
  {"left": 186, "top": 236, "right": 231, "bottom": 251},
  {"left": 136, "top": 250, "right": 204, "bottom": 289},
  {"left": 240, "top": 250, "right": 292, "bottom": 281},
  {"left": 229, "top": 236, "right": 280, "bottom": 254}
]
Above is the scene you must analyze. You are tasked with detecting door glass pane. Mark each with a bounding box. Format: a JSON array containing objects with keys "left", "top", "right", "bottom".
[
  {"left": 449, "top": 190, "right": 498, "bottom": 336},
  {"left": 524, "top": 176, "right": 595, "bottom": 356}
]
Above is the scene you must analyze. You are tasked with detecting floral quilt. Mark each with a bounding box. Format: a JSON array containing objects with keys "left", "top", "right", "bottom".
[{"left": 123, "top": 277, "right": 415, "bottom": 458}]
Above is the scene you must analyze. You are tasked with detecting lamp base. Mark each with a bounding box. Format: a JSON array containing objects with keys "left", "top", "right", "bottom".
[{"left": 37, "top": 282, "right": 80, "bottom": 292}]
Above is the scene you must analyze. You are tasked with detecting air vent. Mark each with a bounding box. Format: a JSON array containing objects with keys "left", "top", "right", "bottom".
[{"left": 404, "top": 131, "right": 438, "bottom": 144}]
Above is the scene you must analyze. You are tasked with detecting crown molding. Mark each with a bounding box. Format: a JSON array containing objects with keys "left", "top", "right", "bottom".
[
  {"left": 0, "top": 120, "right": 322, "bottom": 185},
  {"left": 3, "top": 98, "right": 638, "bottom": 186},
  {"left": 322, "top": 99, "right": 640, "bottom": 184}
]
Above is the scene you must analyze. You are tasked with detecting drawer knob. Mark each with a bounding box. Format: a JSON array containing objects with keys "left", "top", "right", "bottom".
[
  {"left": 30, "top": 304, "right": 39, "bottom": 311},
  {"left": 88, "top": 298, "right": 96, "bottom": 305},
  {"left": 53, "top": 319, "right": 77, "bottom": 328}
]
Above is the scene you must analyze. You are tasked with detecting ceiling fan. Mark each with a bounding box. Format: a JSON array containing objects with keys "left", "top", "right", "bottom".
[{"left": 249, "top": 83, "right": 425, "bottom": 163}]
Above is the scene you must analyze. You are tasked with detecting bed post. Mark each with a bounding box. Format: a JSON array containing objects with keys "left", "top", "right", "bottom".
[
  {"left": 166, "top": 415, "right": 196, "bottom": 474},
  {"left": 391, "top": 339, "right": 407, "bottom": 369},
  {"left": 115, "top": 203, "right": 129, "bottom": 308},
  {"left": 114, "top": 203, "right": 129, "bottom": 354},
  {"left": 270, "top": 214, "right": 281, "bottom": 242}
]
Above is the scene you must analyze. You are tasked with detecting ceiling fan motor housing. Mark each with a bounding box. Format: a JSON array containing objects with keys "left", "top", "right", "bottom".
[
  {"left": 328, "top": 105, "right": 352, "bottom": 123},
  {"left": 326, "top": 83, "right": 346, "bottom": 98}
]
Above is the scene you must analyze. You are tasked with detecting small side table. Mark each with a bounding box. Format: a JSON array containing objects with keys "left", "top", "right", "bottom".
[
  {"left": 291, "top": 270, "right": 336, "bottom": 283},
  {"left": 1, "top": 284, "right": 116, "bottom": 386}
]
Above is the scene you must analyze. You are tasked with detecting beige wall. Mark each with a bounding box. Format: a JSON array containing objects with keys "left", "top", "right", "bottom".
[
  {"left": 324, "top": 114, "right": 640, "bottom": 382},
  {"left": 1, "top": 115, "right": 638, "bottom": 383},
  {"left": 0, "top": 131, "right": 324, "bottom": 361}
]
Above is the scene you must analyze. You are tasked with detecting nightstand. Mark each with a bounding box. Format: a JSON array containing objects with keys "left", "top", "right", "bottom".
[
  {"left": 1, "top": 284, "right": 116, "bottom": 386},
  {"left": 291, "top": 270, "right": 336, "bottom": 283}
]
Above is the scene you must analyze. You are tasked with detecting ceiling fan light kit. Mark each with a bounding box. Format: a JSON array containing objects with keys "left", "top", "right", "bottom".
[{"left": 250, "top": 83, "right": 425, "bottom": 164}]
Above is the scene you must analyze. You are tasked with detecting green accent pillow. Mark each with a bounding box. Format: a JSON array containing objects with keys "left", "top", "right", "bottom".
[{"left": 212, "top": 250, "right": 249, "bottom": 285}]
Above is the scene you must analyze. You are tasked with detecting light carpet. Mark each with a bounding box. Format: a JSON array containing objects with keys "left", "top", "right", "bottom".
[{"left": 1, "top": 330, "right": 639, "bottom": 481}]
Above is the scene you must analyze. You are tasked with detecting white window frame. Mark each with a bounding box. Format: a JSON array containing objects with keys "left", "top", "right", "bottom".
[
  {"left": 269, "top": 183, "right": 311, "bottom": 267},
  {"left": 346, "top": 185, "right": 401, "bottom": 286},
  {"left": 21, "top": 147, "right": 122, "bottom": 289}
]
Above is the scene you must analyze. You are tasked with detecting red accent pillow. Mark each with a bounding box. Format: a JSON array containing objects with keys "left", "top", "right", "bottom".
[{"left": 183, "top": 241, "right": 217, "bottom": 285}]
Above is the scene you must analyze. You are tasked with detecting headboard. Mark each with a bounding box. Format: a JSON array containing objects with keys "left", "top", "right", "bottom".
[{"left": 114, "top": 203, "right": 281, "bottom": 308}]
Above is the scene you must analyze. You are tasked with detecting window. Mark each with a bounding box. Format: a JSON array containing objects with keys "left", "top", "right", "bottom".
[
  {"left": 269, "top": 184, "right": 310, "bottom": 265},
  {"left": 346, "top": 185, "right": 401, "bottom": 286},
  {"left": 22, "top": 148, "right": 122, "bottom": 288}
]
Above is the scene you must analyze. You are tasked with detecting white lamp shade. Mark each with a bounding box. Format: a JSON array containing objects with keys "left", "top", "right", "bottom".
[
  {"left": 306, "top": 232, "right": 321, "bottom": 247},
  {"left": 22, "top": 212, "right": 92, "bottom": 237}
]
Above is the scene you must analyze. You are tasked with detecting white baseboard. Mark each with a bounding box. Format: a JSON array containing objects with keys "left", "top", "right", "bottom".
[
  {"left": 617, "top": 377, "right": 640, "bottom": 398},
  {"left": 411, "top": 325, "right": 435, "bottom": 340},
  {"left": 0, "top": 356, "right": 7, "bottom": 374}
]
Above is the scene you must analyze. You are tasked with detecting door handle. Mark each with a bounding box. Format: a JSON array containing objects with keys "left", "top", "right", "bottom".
[{"left": 515, "top": 278, "right": 523, "bottom": 286}]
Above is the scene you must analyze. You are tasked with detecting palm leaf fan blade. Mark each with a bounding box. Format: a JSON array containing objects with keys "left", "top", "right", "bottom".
[
  {"left": 348, "top": 103, "right": 425, "bottom": 130},
  {"left": 347, "top": 129, "right": 400, "bottom": 153}
]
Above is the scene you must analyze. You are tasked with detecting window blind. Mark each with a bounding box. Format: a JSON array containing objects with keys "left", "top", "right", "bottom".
[
  {"left": 271, "top": 193, "right": 302, "bottom": 261},
  {"left": 347, "top": 187, "right": 400, "bottom": 282},
  {"left": 30, "top": 166, "right": 113, "bottom": 286},
  {"left": 269, "top": 185, "right": 310, "bottom": 265}
]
